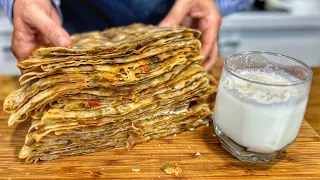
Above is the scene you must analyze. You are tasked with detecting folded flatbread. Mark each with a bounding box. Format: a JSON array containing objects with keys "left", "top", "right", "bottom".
[{"left": 3, "top": 23, "right": 217, "bottom": 163}]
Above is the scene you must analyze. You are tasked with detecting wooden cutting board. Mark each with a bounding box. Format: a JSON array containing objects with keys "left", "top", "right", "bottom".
[
  {"left": 1, "top": 61, "right": 320, "bottom": 179},
  {"left": 1, "top": 107, "right": 320, "bottom": 179}
]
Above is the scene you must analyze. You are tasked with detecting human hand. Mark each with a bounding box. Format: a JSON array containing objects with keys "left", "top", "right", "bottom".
[
  {"left": 11, "top": 0, "right": 72, "bottom": 61},
  {"left": 159, "top": 0, "right": 222, "bottom": 70}
]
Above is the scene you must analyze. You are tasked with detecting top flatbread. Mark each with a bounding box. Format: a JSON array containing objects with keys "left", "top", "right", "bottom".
[{"left": 30, "top": 24, "right": 200, "bottom": 57}]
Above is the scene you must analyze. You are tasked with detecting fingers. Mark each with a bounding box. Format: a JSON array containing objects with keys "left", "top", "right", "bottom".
[
  {"left": 11, "top": 34, "right": 38, "bottom": 61},
  {"left": 181, "top": 16, "right": 192, "bottom": 28},
  {"left": 11, "top": 0, "right": 71, "bottom": 61},
  {"left": 24, "top": 4, "right": 71, "bottom": 47},
  {"left": 20, "top": 69, "right": 27, "bottom": 75},
  {"left": 159, "top": 0, "right": 194, "bottom": 27},
  {"left": 35, "top": 33, "right": 51, "bottom": 46},
  {"left": 11, "top": 20, "right": 39, "bottom": 61},
  {"left": 200, "top": 20, "right": 217, "bottom": 60},
  {"left": 50, "top": 6, "right": 62, "bottom": 26},
  {"left": 202, "top": 41, "right": 219, "bottom": 71},
  {"left": 161, "top": 0, "right": 221, "bottom": 61},
  {"left": 199, "top": 7, "right": 221, "bottom": 59}
]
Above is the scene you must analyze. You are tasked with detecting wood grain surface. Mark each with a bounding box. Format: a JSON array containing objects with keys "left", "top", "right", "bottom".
[
  {"left": 0, "top": 114, "right": 319, "bottom": 179},
  {"left": 0, "top": 59, "right": 319, "bottom": 179},
  {"left": 304, "top": 66, "right": 320, "bottom": 134}
]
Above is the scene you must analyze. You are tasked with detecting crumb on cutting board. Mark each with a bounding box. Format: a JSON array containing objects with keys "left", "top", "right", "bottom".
[
  {"left": 132, "top": 168, "right": 141, "bottom": 172},
  {"left": 161, "top": 163, "right": 182, "bottom": 176},
  {"left": 84, "top": 171, "right": 101, "bottom": 177}
]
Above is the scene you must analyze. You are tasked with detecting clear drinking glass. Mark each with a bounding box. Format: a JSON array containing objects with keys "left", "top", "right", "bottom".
[{"left": 213, "top": 51, "right": 313, "bottom": 163}]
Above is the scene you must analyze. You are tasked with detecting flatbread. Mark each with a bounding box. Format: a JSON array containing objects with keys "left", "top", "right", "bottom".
[
  {"left": 18, "top": 39, "right": 200, "bottom": 70},
  {"left": 3, "top": 23, "right": 217, "bottom": 163},
  {"left": 21, "top": 102, "right": 212, "bottom": 163},
  {"left": 31, "top": 24, "right": 200, "bottom": 56},
  {"left": 6, "top": 63, "right": 205, "bottom": 113},
  {"left": 19, "top": 50, "right": 199, "bottom": 85}
]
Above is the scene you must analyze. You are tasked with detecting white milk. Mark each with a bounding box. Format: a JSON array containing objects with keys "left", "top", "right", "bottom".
[{"left": 214, "top": 68, "right": 309, "bottom": 154}]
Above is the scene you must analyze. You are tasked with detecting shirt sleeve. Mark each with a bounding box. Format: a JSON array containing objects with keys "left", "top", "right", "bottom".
[
  {"left": 215, "top": 0, "right": 255, "bottom": 16},
  {"left": 0, "top": 0, "right": 62, "bottom": 23},
  {"left": 0, "top": 0, "right": 14, "bottom": 22},
  {"left": 51, "top": 0, "right": 62, "bottom": 21}
]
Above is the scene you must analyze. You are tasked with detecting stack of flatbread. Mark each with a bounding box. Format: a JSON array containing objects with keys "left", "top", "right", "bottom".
[{"left": 3, "top": 24, "right": 217, "bottom": 163}]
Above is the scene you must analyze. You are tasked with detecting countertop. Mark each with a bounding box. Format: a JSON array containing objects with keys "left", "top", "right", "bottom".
[{"left": 220, "top": 12, "right": 320, "bottom": 31}]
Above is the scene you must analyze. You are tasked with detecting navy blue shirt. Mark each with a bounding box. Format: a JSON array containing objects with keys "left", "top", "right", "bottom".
[
  {"left": 60, "top": 0, "right": 175, "bottom": 34},
  {"left": 1, "top": 0, "right": 254, "bottom": 34}
]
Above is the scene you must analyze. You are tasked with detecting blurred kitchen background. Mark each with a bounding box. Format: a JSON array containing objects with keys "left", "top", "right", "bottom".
[{"left": 0, "top": 0, "right": 320, "bottom": 75}]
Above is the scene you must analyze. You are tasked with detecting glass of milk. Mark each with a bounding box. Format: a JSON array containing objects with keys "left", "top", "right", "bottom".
[{"left": 213, "top": 51, "right": 313, "bottom": 163}]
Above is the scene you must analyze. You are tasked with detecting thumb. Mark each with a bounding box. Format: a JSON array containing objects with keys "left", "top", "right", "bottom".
[
  {"left": 25, "top": 5, "right": 71, "bottom": 47},
  {"left": 159, "top": 0, "right": 194, "bottom": 27}
]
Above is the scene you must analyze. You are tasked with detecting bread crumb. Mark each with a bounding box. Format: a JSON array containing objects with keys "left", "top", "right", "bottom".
[
  {"left": 158, "top": 175, "right": 161, "bottom": 178},
  {"left": 212, "top": 134, "right": 216, "bottom": 137},
  {"left": 158, "top": 145, "right": 161, "bottom": 147},
  {"left": 205, "top": 122, "right": 209, "bottom": 127},
  {"left": 188, "top": 146, "right": 191, "bottom": 149},
  {"left": 195, "top": 152, "right": 201, "bottom": 156},
  {"left": 161, "top": 163, "right": 182, "bottom": 176},
  {"left": 100, "top": 168, "right": 105, "bottom": 171},
  {"left": 26, "top": 173, "right": 30, "bottom": 175},
  {"left": 174, "top": 134, "right": 177, "bottom": 136},
  {"left": 188, "top": 128, "right": 195, "bottom": 131},
  {"left": 132, "top": 168, "right": 140, "bottom": 172},
  {"left": 85, "top": 171, "right": 101, "bottom": 177}
]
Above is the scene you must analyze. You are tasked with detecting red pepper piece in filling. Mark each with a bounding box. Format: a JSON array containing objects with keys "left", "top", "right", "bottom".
[
  {"left": 141, "top": 65, "right": 151, "bottom": 72},
  {"left": 88, "top": 101, "right": 101, "bottom": 107}
]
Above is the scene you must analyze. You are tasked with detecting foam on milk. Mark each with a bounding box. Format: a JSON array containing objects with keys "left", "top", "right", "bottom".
[{"left": 214, "top": 67, "right": 308, "bottom": 154}]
